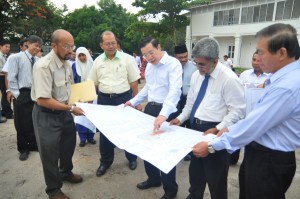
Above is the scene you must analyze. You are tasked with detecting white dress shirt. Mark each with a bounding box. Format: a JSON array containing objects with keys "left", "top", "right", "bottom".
[
  {"left": 130, "top": 52, "right": 182, "bottom": 118},
  {"left": 177, "top": 61, "right": 246, "bottom": 130},
  {"left": 239, "top": 69, "right": 268, "bottom": 87},
  {"left": 224, "top": 59, "right": 233, "bottom": 69}
]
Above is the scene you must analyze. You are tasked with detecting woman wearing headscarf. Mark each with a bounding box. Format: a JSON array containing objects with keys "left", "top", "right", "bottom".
[{"left": 72, "top": 47, "right": 96, "bottom": 147}]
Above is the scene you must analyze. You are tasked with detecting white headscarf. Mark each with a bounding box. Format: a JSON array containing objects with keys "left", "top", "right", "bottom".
[{"left": 75, "top": 47, "right": 93, "bottom": 81}]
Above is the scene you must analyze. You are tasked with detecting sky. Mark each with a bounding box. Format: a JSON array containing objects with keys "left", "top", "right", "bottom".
[{"left": 49, "top": 0, "right": 141, "bottom": 14}]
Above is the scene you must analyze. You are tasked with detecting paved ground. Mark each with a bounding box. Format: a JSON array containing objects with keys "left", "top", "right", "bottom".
[{"left": 1, "top": 80, "right": 300, "bottom": 199}]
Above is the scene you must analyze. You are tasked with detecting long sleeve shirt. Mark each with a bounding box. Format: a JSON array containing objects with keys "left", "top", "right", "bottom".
[
  {"left": 177, "top": 61, "right": 245, "bottom": 130},
  {"left": 130, "top": 52, "right": 182, "bottom": 118},
  {"left": 211, "top": 60, "right": 300, "bottom": 152},
  {"left": 7, "top": 51, "right": 38, "bottom": 98}
]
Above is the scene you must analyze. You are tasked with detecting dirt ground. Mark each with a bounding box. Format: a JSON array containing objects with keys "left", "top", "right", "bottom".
[{"left": 1, "top": 81, "right": 300, "bottom": 199}]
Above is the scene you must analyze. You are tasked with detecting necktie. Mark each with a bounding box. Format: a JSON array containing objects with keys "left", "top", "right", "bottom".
[
  {"left": 31, "top": 57, "right": 35, "bottom": 67},
  {"left": 190, "top": 75, "right": 210, "bottom": 125}
]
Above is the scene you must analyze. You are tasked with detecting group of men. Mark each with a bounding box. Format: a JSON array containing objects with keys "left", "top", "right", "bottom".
[{"left": 0, "top": 22, "right": 300, "bottom": 199}]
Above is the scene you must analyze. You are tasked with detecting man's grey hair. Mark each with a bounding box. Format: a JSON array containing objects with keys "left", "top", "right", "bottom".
[{"left": 192, "top": 38, "right": 219, "bottom": 62}]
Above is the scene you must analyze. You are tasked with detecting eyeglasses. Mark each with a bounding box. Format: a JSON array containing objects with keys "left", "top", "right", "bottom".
[
  {"left": 103, "top": 42, "right": 117, "bottom": 47},
  {"left": 143, "top": 50, "right": 155, "bottom": 58},
  {"left": 60, "top": 44, "right": 76, "bottom": 51}
]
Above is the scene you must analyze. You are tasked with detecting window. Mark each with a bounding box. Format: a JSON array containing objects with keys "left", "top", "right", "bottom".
[
  {"left": 213, "top": 8, "right": 240, "bottom": 26},
  {"left": 276, "top": 1, "right": 285, "bottom": 20},
  {"left": 259, "top": 4, "right": 267, "bottom": 22},
  {"left": 292, "top": 0, "right": 300, "bottom": 18},
  {"left": 228, "top": 46, "right": 235, "bottom": 59},
  {"left": 266, "top": 3, "right": 274, "bottom": 21},
  {"left": 283, "top": 0, "right": 293, "bottom": 19},
  {"left": 253, "top": 6, "right": 260, "bottom": 22}
]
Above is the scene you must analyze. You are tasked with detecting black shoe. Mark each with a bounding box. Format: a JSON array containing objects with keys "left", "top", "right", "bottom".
[
  {"left": 6, "top": 115, "right": 13, "bottom": 119},
  {"left": 161, "top": 193, "right": 177, "bottom": 199},
  {"left": 129, "top": 160, "right": 137, "bottom": 170},
  {"left": 96, "top": 165, "right": 109, "bottom": 176},
  {"left": 87, "top": 139, "right": 96, "bottom": 144},
  {"left": 79, "top": 141, "right": 86, "bottom": 147},
  {"left": 184, "top": 154, "right": 191, "bottom": 161},
  {"left": 0, "top": 116, "right": 7, "bottom": 123},
  {"left": 136, "top": 180, "right": 161, "bottom": 190},
  {"left": 19, "top": 151, "right": 29, "bottom": 161}
]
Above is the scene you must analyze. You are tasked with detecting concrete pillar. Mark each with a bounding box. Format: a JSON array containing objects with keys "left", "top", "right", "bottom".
[{"left": 234, "top": 35, "right": 242, "bottom": 67}]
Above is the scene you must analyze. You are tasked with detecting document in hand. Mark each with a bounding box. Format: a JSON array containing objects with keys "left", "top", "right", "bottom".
[
  {"left": 76, "top": 102, "right": 216, "bottom": 173},
  {"left": 69, "top": 80, "right": 97, "bottom": 104}
]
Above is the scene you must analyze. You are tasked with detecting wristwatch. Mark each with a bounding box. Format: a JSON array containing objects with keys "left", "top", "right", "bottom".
[
  {"left": 208, "top": 144, "right": 215, "bottom": 154},
  {"left": 69, "top": 105, "right": 75, "bottom": 112}
]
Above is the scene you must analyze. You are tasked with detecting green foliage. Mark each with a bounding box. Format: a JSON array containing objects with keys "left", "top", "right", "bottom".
[{"left": 234, "top": 67, "right": 248, "bottom": 75}]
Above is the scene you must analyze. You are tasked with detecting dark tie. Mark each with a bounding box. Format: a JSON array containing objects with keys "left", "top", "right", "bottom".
[
  {"left": 31, "top": 57, "right": 35, "bottom": 67},
  {"left": 190, "top": 75, "right": 210, "bottom": 125}
]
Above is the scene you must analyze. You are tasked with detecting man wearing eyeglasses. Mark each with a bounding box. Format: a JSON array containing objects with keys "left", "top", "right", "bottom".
[
  {"left": 170, "top": 38, "right": 245, "bottom": 199},
  {"left": 89, "top": 31, "right": 141, "bottom": 177},
  {"left": 7, "top": 35, "right": 42, "bottom": 161},
  {"left": 31, "top": 29, "right": 84, "bottom": 199},
  {"left": 125, "top": 36, "right": 182, "bottom": 199}
]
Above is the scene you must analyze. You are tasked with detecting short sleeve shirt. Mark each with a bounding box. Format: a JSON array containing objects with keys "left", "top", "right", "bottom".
[
  {"left": 31, "top": 50, "right": 73, "bottom": 103},
  {"left": 88, "top": 51, "right": 140, "bottom": 94}
]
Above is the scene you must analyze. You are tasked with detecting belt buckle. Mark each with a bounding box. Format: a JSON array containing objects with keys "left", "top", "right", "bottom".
[
  {"left": 109, "top": 93, "right": 116, "bottom": 98},
  {"left": 195, "top": 119, "right": 202, "bottom": 125}
]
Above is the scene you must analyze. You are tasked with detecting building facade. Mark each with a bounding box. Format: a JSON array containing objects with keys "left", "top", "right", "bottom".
[{"left": 186, "top": 0, "right": 300, "bottom": 68}]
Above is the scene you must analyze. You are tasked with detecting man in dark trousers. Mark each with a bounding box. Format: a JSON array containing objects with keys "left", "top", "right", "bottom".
[
  {"left": 190, "top": 23, "right": 300, "bottom": 199},
  {"left": 170, "top": 38, "right": 245, "bottom": 199},
  {"left": 8, "top": 35, "right": 42, "bottom": 161},
  {"left": 89, "top": 31, "right": 141, "bottom": 177},
  {"left": 32, "top": 29, "right": 84, "bottom": 199},
  {"left": 126, "top": 36, "right": 182, "bottom": 199}
]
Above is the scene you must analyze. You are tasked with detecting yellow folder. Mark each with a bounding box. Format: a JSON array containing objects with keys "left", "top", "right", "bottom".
[{"left": 68, "top": 80, "right": 97, "bottom": 105}]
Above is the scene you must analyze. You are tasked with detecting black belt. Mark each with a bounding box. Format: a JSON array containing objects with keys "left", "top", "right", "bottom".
[
  {"left": 99, "top": 90, "right": 130, "bottom": 98},
  {"left": 194, "top": 118, "right": 219, "bottom": 125},
  {"left": 148, "top": 101, "right": 163, "bottom": 106},
  {"left": 249, "top": 142, "right": 294, "bottom": 155}
]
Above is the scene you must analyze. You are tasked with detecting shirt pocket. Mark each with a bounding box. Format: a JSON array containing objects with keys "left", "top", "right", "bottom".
[
  {"left": 203, "top": 93, "right": 223, "bottom": 110},
  {"left": 53, "top": 70, "right": 67, "bottom": 99}
]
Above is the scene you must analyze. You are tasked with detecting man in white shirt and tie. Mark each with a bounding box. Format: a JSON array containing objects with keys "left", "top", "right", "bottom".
[{"left": 170, "top": 38, "right": 245, "bottom": 199}]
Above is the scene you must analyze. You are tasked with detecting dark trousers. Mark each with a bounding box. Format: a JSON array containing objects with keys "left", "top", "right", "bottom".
[
  {"left": 143, "top": 102, "right": 178, "bottom": 196},
  {"left": 189, "top": 120, "right": 230, "bottom": 199},
  {"left": 230, "top": 149, "right": 240, "bottom": 164},
  {"left": 239, "top": 142, "right": 296, "bottom": 199},
  {"left": 32, "top": 104, "right": 77, "bottom": 196},
  {"left": 97, "top": 91, "right": 137, "bottom": 167},
  {"left": 0, "top": 75, "right": 13, "bottom": 117},
  {"left": 13, "top": 91, "right": 37, "bottom": 153}
]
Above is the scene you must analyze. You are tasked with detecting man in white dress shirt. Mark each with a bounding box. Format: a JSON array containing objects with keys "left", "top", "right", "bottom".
[
  {"left": 170, "top": 38, "right": 245, "bottom": 199},
  {"left": 125, "top": 36, "right": 182, "bottom": 199},
  {"left": 230, "top": 51, "right": 268, "bottom": 165}
]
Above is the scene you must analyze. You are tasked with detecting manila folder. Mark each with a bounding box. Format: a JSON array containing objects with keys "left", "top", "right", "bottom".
[{"left": 68, "top": 80, "right": 97, "bottom": 104}]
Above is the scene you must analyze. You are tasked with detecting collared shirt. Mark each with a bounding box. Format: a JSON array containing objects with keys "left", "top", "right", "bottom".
[
  {"left": 0, "top": 51, "right": 6, "bottom": 72},
  {"left": 239, "top": 69, "right": 268, "bottom": 87},
  {"left": 88, "top": 50, "right": 140, "bottom": 94},
  {"left": 182, "top": 61, "right": 197, "bottom": 95},
  {"left": 7, "top": 51, "right": 38, "bottom": 98},
  {"left": 2, "top": 55, "right": 11, "bottom": 73},
  {"left": 31, "top": 50, "right": 73, "bottom": 103},
  {"left": 130, "top": 52, "right": 182, "bottom": 118},
  {"left": 177, "top": 61, "right": 245, "bottom": 130},
  {"left": 211, "top": 60, "right": 300, "bottom": 152}
]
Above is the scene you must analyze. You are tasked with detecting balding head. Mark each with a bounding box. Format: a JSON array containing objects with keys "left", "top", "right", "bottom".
[{"left": 51, "top": 29, "right": 74, "bottom": 61}]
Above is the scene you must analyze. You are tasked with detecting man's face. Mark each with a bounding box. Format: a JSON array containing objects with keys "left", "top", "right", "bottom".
[
  {"left": 27, "top": 42, "right": 41, "bottom": 56},
  {"left": 53, "top": 37, "right": 75, "bottom": 61},
  {"left": 141, "top": 43, "right": 162, "bottom": 65},
  {"left": 223, "top": 56, "right": 227, "bottom": 61},
  {"left": 175, "top": 52, "right": 188, "bottom": 66},
  {"left": 20, "top": 42, "right": 28, "bottom": 51},
  {"left": 193, "top": 57, "right": 217, "bottom": 75},
  {"left": 252, "top": 53, "right": 262, "bottom": 72},
  {"left": 71, "top": 51, "right": 76, "bottom": 61},
  {"left": 1, "top": 44, "right": 10, "bottom": 54},
  {"left": 256, "top": 37, "right": 279, "bottom": 74},
  {"left": 100, "top": 34, "right": 117, "bottom": 58}
]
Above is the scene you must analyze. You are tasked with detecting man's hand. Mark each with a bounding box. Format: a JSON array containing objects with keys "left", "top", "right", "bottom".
[
  {"left": 192, "top": 141, "right": 209, "bottom": 158},
  {"left": 6, "top": 91, "right": 13, "bottom": 103},
  {"left": 72, "top": 106, "right": 84, "bottom": 116},
  {"left": 203, "top": 127, "right": 218, "bottom": 135},
  {"left": 124, "top": 101, "right": 132, "bottom": 107},
  {"left": 135, "top": 104, "right": 143, "bottom": 111},
  {"left": 169, "top": 118, "right": 181, "bottom": 126},
  {"left": 153, "top": 115, "right": 166, "bottom": 132},
  {"left": 217, "top": 127, "right": 229, "bottom": 137}
]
